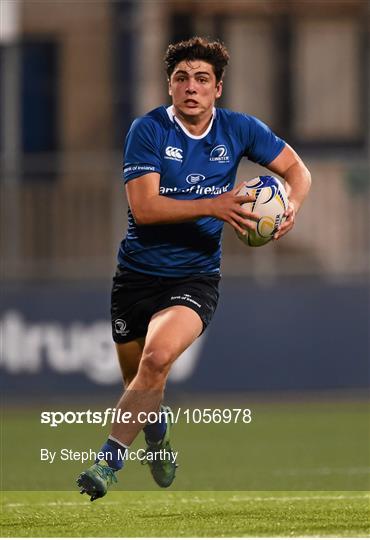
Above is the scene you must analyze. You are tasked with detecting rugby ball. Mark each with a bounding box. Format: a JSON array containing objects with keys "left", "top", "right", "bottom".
[{"left": 236, "top": 176, "right": 288, "bottom": 247}]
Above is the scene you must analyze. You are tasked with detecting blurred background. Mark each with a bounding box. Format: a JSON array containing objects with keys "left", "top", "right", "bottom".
[{"left": 1, "top": 0, "right": 369, "bottom": 398}]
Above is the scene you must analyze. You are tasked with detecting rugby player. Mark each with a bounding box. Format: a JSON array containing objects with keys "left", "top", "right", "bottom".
[{"left": 77, "top": 36, "right": 311, "bottom": 500}]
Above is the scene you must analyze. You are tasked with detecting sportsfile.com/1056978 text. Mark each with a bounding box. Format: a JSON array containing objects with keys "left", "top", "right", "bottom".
[{"left": 40, "top": 408, "right": 252, "bottom": 428}]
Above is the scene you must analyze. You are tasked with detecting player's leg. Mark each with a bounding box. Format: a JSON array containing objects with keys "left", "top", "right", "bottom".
[
  {"left": 115, "top": 339, "right": 145, "bottom": 387},
  {"left": 77, "top": 306, "right": 202, "bottom": 499},
  {"left": 76, "top": 338, "right": 144, "bottom": 501},
  {"left": 109, "top": 306, "right": 202, "bottom": 487},
  {"left": 110, "top": 305, "right": 202, "bottom": 444},
  {"left": 115, "top": 338, "right": 173, "bottom": 467}
]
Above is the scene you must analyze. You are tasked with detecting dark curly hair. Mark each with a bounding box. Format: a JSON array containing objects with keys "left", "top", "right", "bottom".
[{"left": 164, "top": 36, "right": 230, "bottom": 83}]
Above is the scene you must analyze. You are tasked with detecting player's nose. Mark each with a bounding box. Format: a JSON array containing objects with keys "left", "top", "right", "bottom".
[{"left": 185, "top": 80, "right": 197, "bottom": 93}]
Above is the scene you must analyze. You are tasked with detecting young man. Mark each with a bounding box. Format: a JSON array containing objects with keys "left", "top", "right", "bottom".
[{"left": 77, "top": 37, "right": 311, "bottom": 500}]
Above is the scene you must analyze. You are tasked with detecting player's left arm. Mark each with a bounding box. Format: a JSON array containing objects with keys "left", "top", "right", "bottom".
[{"left": 266, "top": 144, "right": 311, "bottom": 240}]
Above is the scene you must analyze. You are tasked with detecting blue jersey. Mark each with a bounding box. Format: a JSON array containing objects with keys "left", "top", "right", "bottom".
[{"left": 119, "top": 106, "right": 285, "bottom": 277}]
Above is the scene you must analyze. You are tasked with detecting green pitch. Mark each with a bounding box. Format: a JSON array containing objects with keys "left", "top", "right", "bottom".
[
  {"left": 1, "top": 490, "right": 369, "bottom": 537},
  {"left": 1, "top": 395, "right": 369, "bottom": 536}
]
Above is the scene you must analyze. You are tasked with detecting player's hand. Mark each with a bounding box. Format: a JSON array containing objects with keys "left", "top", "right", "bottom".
[
  {"left": 211, "top": 182, "right": 260, "bottom": 236},
  {"left": 274, "top": 200, "right": 296, "bottom": 240}
]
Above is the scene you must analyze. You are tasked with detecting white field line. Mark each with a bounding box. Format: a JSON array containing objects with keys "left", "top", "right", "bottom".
[
  {"left": 227, "top": 494, "right": 370, "bottom": 503},
  {"left": 3, "top": 493, "right": 369, "bottom": 508},
  {"left": 273, "top": 466, "right": 370, "bottom": 477}
]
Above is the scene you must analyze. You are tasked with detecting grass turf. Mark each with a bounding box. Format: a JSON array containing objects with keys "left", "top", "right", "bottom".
[
  {"left": 1, "top": 490, "right": 369, "bottom": 537},
  {"left": 2, "top": 399, "right": 369, "bottom": 491},
  {"left": 1, "top": 396, "right": 369, "bottom": 536}
]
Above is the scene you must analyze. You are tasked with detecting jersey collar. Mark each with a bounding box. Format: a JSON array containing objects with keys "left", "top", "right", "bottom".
[{"left": 166, "top": 105, "right": 216, "bottom": 140}]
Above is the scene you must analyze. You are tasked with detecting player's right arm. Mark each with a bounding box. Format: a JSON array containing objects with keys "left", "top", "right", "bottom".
[{"left": 126, "top": 173, "right": 258, "bottom": 235}]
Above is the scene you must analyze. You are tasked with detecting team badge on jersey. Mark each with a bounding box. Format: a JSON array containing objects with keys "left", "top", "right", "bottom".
[{"left": 210, "top": 144, "right": 230, "bottom": 163}]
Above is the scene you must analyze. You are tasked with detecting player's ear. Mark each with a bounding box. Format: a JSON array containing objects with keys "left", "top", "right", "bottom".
[
  {"left": 168, "top": 79, "right": 172, "bottom": 96},
  {"left": 215, "top": 80, "right": 223, "bottom": 99}
]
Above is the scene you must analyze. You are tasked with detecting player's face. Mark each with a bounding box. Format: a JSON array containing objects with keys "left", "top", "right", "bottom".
[{"left": 168, "top": 60, "right": 223, "bottom": 121}]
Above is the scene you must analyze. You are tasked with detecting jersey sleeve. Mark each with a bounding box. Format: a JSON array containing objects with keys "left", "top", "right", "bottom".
[
  {"left": 242, "top": 114, "right": 285, "bottom": 166},
  {"left": 123, "top": 116, "right": 163, "bottom": 183}
]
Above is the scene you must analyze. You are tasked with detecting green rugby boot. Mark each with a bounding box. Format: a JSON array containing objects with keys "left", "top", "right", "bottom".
[
  {"left": 142, "top": 405, "right": 178, "bottom": 488},
  {"left": 76, "top": 463, "right": 117, "bottom": 501}
]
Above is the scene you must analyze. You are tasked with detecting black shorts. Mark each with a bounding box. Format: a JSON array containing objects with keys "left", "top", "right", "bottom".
[{"left": 111, "top": 266, "right": 220, "bottom": 343}]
